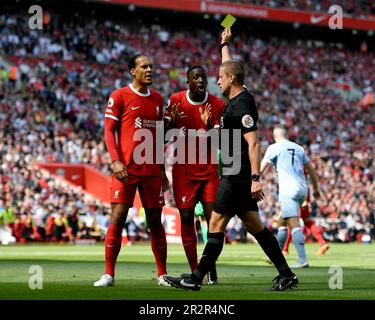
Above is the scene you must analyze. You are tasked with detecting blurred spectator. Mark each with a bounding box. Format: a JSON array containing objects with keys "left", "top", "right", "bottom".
[
  {"left": 216, "top": 0, "right": 375, "bottom": 17},
  {"left": 369, "top": 208, "right": 375, "bottom": 240},
  {"left": 227, "top": 216, "right": 248, "bottom": 244},
  {"left": 67, "top": 209, "right": 79, "bottom": 242}
]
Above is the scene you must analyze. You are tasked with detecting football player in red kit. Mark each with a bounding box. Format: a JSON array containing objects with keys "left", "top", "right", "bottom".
[
  {"left": 164, "top": 66, "right": 225, "bottom": 284},
  {"left": 94, "top": 54, "right": 170, "bottom": 287}
]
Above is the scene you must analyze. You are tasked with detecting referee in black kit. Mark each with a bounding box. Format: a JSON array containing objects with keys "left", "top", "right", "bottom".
[{"left": 164, "top": 28, "right": 298, "bottom": 291}]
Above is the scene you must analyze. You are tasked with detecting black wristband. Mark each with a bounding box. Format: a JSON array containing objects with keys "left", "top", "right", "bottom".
[{"left": 220, "top": 42, "right": 229, "bottom": 49}]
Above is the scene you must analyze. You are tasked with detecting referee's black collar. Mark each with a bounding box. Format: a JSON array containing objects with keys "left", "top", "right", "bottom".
[{"left": 229, "top": 89, "right": 246, "bottom": 102}]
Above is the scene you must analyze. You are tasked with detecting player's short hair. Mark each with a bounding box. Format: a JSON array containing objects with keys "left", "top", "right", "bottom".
[
  {"left": 220, "top": 60, "right": 245, "bottom": 85},
  {"left": 274, "top": 124, "right": 289, "bottom": 137},
  {"left": 186, "top": 65, "right": 207, "bottom": 79},
  {"left": 128, "top": 53, "right": 146, "bottom": 70}
]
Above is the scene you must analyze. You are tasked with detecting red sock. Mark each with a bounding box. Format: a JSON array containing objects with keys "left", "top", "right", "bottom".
[
  {"left": 303, "top": 225, "right": 313, "bottom": 242},
  {"left": 105, "top": 224, "right": 123, "bottom": 277},
  {"left": 310, "top": 221, "right": 326, "bottom": 246},
  {"left": 283, "top": 227, "right": 292, "bottom": 252},
  {"left": 149, "top": 224, "right": 168, "bottom": 277},
  {"left": 181, "top": 223, "right": 198, "bottom": 272}
]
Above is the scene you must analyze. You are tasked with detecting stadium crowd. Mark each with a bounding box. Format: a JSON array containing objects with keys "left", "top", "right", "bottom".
[
  {"left": 0, "top": 10, "right": 374, "bottom": 244},
  {"left": 216, "top": 0, "right": 375, "bottom": 17}
]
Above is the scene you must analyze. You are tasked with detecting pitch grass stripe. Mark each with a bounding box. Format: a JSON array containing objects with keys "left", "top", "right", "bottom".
[
  {"left": 0, "top": 243, "right": 375, "bottom": 300},
  {"left": 0, "top": 252, "right": 261, "bottom": 258},
  {"left": 0, "top": 251, "right": 187, "bottom": 256}
]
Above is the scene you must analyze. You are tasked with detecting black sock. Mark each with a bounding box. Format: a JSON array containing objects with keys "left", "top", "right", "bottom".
[
  {"left": 192, "top": 232, "right": 224, "bottom": 283},
  {"left": 254, "top": 227, "right": 294, "bottom": 277}
]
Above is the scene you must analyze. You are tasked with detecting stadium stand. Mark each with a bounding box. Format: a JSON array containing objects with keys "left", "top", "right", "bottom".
[
  {"left": 0, "top": 3, "right": 373, "bottom": 244},
  {"left": 216, "top": 0, "right": 375, "bottom": 17}
]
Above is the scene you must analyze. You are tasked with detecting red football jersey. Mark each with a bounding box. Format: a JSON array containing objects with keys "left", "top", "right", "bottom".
[
  {"left": 166, "top": 90, "right": 225, "bottom": 179},
  {"left": 104, "top": 84, "right": 163, "bottom": 176}
]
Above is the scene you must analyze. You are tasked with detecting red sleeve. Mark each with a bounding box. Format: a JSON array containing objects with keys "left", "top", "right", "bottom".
[
  {"left": 104, "top": 118, "right": 120, "bottom": 162},
  {"left": 104, "top": 92, "right": 123, "bottom": 162},
  {"left": 158, "top": 95, "right": 164, "bottom": 121}
]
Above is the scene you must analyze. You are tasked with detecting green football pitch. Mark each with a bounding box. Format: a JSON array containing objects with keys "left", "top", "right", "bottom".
[{"left": 0, "top": 242, "right": 374, "bottom": 300}]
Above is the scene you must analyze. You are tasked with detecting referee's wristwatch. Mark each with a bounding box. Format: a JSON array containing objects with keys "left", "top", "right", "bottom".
[{"left": 251, "top": 174, "right": 260, "bottom": 182}]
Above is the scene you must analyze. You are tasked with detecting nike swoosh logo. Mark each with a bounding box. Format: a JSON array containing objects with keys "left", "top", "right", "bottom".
[
  {"left": 106, "top": 245, "right": 119, "bottom": 248},
  {"left": 310, "top": 16, "right": 326, "bottom": 24},
  {"left": 180, "top": 279, "right": 196, "bottom": 287},
  {"left": 132, "top": 106, "right": 141, "bottom": 110}
]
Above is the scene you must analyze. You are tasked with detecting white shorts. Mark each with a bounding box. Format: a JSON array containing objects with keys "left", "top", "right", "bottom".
[{"left": 279, "top": 194, "right": 306, "bottom": 219}]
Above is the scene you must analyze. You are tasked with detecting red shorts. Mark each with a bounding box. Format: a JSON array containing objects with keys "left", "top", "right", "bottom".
[
  {"left": 110, "top": 175, "right": 164, "bottom": 208},
  {"left": 172, "top": 171, "right": 219, "bottom": 209}
]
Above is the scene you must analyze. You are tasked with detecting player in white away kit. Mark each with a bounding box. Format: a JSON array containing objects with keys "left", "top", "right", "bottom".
[{"left": 260, "top": 124, "right": 321, "bottom": 268}]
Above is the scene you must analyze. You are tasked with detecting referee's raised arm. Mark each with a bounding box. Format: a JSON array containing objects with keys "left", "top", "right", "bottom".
[
  {"left": 220, "top": 28, "right": 232, "bottom": 63},
  {"left": 162, "top": 27, "right": 297, "bottom": 293}
]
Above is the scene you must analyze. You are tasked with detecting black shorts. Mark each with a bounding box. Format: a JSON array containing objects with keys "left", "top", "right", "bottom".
[{"left": 213, "top": 175, "right": 258, "bottom": 217}]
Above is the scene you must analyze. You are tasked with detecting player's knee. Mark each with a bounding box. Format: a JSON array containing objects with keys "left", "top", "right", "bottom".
[
  {"left": 201, "top": 202, "right": 214, "bottom": 221},
  {"left": 208, "top": 216, "right": 226, "bottom": 233},
  {"left": 110, "top": 204, "right": 128, "bottom": 226},
  {"left": 179, "top": 208, "right": 194, "bottom": 225},
  {"left": 287, "top": 217, "right": 300, "bottom": 229},
  {"left": 145, "top": 208, "right": 163, "bottom": 228}
]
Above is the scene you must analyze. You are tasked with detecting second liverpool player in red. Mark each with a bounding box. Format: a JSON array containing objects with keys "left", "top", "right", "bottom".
[{"left": 165, "top": 66, "right": 225, "bottom": 284}]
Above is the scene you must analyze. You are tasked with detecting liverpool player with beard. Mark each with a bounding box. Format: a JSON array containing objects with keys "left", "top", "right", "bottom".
[
  {"left": 94, "top": 54, "right": 170, "bottom": 287},
  {"left": 164, "top": 66, "right": 225, "bottom": 284}
]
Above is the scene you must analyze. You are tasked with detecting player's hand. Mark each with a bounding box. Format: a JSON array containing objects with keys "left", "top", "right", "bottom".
[
  {"left": 313, "top": 189, "right": 321, "bottom": 200},
  {"left": 170, "top": 103, "right": 184, "bottom": 121},
  {"left": 221, "top": 28, "right": 232, "bottom": 44},
  {"left": 112, "top": 160, "right": 128, "bottom": 183},
  {"left": 251, "top": 181, "right": 264, "bottom": 202},
  {"left": 199, "top": 103, "right": 212, "bottom": 127},
  {"left": 161, "top": 172, "right": 169, "bottom": 192}
]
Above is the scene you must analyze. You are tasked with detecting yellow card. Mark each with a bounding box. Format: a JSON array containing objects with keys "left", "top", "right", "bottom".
[{"left": 221, "top": 14, "right": 236, "bottom": 28}]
